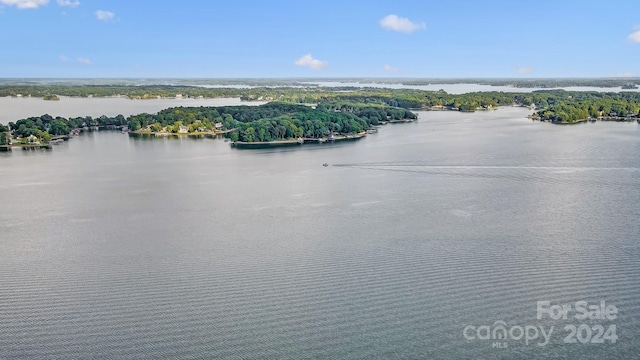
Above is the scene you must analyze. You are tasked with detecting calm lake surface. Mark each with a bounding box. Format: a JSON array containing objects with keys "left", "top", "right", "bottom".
[
  {"left": 1, "top": 106, "right": 639, "bottom": 359},
  {"left": 0, "top": 97, "right": 262, "bottom": 125},
  {"left": 301, "top": 82, "right": 640, "bottom": 94}
]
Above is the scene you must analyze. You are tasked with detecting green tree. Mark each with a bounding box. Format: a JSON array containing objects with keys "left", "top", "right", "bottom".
[
  {"left": 49, "top": 120, "right": 70, "bottom": 135},
  {"left": 0, "top": 131, "right": 9, "bottom": 145},
  {"left": 228, "top": 131, "right": 239, "bottom": 141},
  {"left": 127, "top": 119, "right": 141, "bottom": 131}
]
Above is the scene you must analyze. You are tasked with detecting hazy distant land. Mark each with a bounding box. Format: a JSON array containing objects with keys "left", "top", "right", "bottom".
[{"left": 1, "top": 77, "right": 639, "bottom": 90}]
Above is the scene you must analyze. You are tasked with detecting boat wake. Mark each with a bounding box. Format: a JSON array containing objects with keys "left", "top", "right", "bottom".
[{"left": 332, "top": 162, "right": 640, "bottom": 190}]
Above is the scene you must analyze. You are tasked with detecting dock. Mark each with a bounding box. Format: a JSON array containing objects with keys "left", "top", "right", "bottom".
[
  {"left": 20, "top": 144, "right": 52, "bottom": 150},
  {"left": 50, "top": 135, "right": 70, "bottom": 141}
]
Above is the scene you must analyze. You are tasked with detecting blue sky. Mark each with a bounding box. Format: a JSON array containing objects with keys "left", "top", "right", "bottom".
[{"left": 1, "top": 0, "right": 639, "bottom": 78}]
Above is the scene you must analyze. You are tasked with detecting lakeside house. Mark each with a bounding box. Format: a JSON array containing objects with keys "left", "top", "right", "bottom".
[
  {"left": 178, "top": 125, "right": 189, "bottom": 134},
  {"left": 214, "top": 122, "right": 223, "bottom": 130}
]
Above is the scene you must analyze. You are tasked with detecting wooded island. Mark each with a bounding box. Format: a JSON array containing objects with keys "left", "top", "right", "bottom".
[{"left": 1, "top": 85, "right": 639, "bottom": 150}]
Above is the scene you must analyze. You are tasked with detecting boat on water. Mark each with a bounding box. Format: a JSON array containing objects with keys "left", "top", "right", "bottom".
[
  {"left": 323, "top": 163, "right": 328, "bottom": 167},
  {"left": 328, "top": 131, "right": 367, "bottom": 142},
  {"left": 387, "top": 119, "right": 414, "bottom": 123}
]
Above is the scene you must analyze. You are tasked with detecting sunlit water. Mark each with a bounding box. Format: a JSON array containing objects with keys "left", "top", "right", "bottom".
[{"left": 1, "top": 107, "right": 639, "bottom": 359}]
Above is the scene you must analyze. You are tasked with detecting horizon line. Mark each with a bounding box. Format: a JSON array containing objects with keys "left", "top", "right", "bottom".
[{"left": 1, "top": 77, "right": 640, "bottom": 80}]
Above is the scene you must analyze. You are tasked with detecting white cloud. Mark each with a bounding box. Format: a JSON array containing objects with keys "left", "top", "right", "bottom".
[
  {"left": 379, "top": 14, "right": 425, "bottom": 33},
  {"left": 58, "top": 54, "right": 69, "bottom": 61},
  {"left": 294, "top": 54, "right": 328, "bottom": 70},
  {"left": 57, "top": 0, "right": 78, "bottom": 7},
  {"left": 77, "top": 57, "right": 91, "bottom": 64},
  {"left": 383, "top": 64, "right": 398, "bottom": 73},
  {"left": 0, "top": 0, "right": 49, "bottom": 9},
  {"left": 95, "top": 9, "right": 114, "bottom": 21},
  {"left": 628, "top": 30, "right": 640, "bottom": 43},
  {"left": 516, "top": 66, "right": 535, "bottom": 75}
]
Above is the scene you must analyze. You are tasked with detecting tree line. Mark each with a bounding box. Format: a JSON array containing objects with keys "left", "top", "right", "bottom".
[
  {"left": 2, "top": 83, "right": 639, "bottom": 112},
  {"left": 7, "top": 114, "right": 128, "bottom": 140},
  {"left": 532, "top": 91, "right": 640, "bottom": 123},
  {"left": 3, "top": 87, "right": 640, "bottom": 143}
]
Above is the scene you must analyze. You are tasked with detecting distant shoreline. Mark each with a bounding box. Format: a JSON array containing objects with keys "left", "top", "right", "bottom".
[{"left": 531, "top": 116, "right": 639, "bottom": 125}]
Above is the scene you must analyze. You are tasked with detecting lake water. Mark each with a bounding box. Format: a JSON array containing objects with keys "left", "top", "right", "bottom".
[
  {"left": 0, "top": 97, "right": 262, "bottom": 125},
  {"left": 1, "top": 106, "right": 639, "bottom": 359},
  {"left": 302, "top": 82, "right": 640, "bottom": 94},
  {"left": 188, "top": 81, "right": 640, "bottom": 94}
]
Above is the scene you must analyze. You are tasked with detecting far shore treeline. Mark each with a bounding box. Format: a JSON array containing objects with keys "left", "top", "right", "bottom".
[{"left": 2, "top": 86, "right": 640, "bottom": 145}]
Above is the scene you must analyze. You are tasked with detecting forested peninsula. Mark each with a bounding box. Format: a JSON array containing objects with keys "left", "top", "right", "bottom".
[
  {"left": 129, "top": 102, "right": 416, "bottom": 143},
  {"left": 1, "top": 97, "right": 416, "bottom": 148},
  {"left": 1, "top": 85, "right": 640, "bottom": 150}
]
